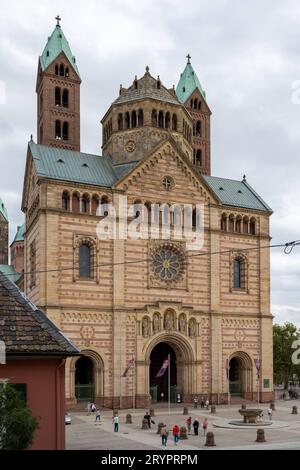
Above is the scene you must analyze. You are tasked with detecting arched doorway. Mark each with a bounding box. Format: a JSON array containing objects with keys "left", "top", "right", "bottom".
[
  {"left": 229, "top": 352, "right": 253, "bottom": 398},
  {"left": 75, "top": 356, "right": 95, "bottom": 402},
  {"left": 149, "top": 342, "right": 177, "bottom": 402}
]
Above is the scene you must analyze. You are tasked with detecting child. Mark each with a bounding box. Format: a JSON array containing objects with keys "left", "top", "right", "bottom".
[{"left": 172, "top": 424, "right": 180, "bottom": 445}]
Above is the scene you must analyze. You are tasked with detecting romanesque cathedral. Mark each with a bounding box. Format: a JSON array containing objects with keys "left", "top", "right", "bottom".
[{"left": 0, "top": 18, "right": 273, "bottom": 408}]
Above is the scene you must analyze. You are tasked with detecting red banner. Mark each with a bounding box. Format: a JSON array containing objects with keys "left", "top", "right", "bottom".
[{"left": 155, "top": 358, "right": 170, "bottom": 378}]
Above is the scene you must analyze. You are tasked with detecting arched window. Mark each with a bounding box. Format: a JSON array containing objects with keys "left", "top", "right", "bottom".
[
  {"left": 229, "top": 214, "right": 235, "bottom": 232},
  {"left": 152, "top": 110, "right": 157, "bottom": 127},
  {"left": 195, "top": 149, "right": 202, "bottom": 166},
  {"left": 81, "top": 195, "right": 89, "bottom": 213},
  {"left": 192, "top": 208, "right": 197, "bottom": 228},
  {"left": 194, "top": 99, "right": 198, "bottom": 109},
  {"left": 62, "top": 122, "right": 69, "bottom": 140},
  {"left": 91, "top": 196, "right": 99, "bottom": 216},
  {"left": 172, "top": 114, "right": 177, "bottom": 131},
  {"left": 118, "top": 113, "right": 123, "bottom": 130},
  {"left": 65, "top": 67, "right": 69, "bottom": 78},
  {"left": 233, "top": 257, "right": 246, "bottom": 289},
  {"left": 196, "top": 120, "right": 201, "bottom": 137},
  {"left": 190, "top": 99, "right": 194, "bottom": 108},
  {"left": 198, "top": 101, "right": 201, "bottom": 110},
  {"left": 250, "top": 218, "right": 256, "bottom": 235},
  {"left": 55, "top": 87, "right": 61, "bottom": 107},
  {"left": 55, "top": 64, "right": 59, "bottom": 75},
  {"left": 79, "top": 244, "right": 91, "bottom": 278},
  {"left": 62, "top": 89, "right": 69, "bottom": 108},
  {"left": 125, "top": 112, "right": 130, "bottom": 129},
  {"left": 101, "top": 195, "right": 109, "bottom": 217},
  {"left": 236, "top": 216, "right": 242, "bottom": 233},
  {"left": 138, "top": 109, "right": 144, "bottom": 127},
  {"left": 59, "top": 64, "right": 65, "bottom": 76},
  {"left": 158, "top": 111, "right": 164, "bottom": 128},
  {"left": 72, "top": 193, "right": 80, "bottom": 213},
  {"left": 221, "top": 214, "right": 227, "bottom": 231},
  {"left": 165, "top": 112, "right": 170, "bottom": 129},
  {"left": 132, "top": 110, "right": 137, "bottom": 128},
  {"left": 62, "top": 191, "right": 70, "bottom": 211},
  {"left": 243, "top": 217, "right": 249, "bottom": 234},
  {"left": 55, "top": 120, "right": 61, "bottom": 139}
]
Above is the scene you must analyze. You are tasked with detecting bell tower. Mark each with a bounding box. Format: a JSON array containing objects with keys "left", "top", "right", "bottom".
[
  {"left": 36, "top": 16, "right": 81, "bottom": 151},
  {"left": 176, "top": 55, "right": 211, "bottom": 175}
]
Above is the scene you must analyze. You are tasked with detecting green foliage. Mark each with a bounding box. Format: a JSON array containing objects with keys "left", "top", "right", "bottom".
[
  {"left": 0, "top": 384, "right": 38, "bottom": 450},
  {"left": 273, "top": 322, "right": 300, "bottom": 388}
]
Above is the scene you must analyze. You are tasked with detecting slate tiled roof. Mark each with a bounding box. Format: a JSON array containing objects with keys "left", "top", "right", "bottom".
[
  {"left": 203, "top": 175, "right": 272, "bottom": 212},
  {"left": 0, "top": 197, "right": 8, "bottom": 222},
  {"left": 40, "top": 24, "right": 80, "bottom": 76},
  {"left": 0, "top": 272, "right": 79, "bottom": 356},
  {"left": 114, "top": 69, "right": 180, "bottom": 106}
]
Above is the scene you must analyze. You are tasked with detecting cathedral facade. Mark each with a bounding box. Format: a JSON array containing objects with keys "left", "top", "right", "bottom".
[{"left": 21, "top": 19, "right": 274, "bottom": 408}]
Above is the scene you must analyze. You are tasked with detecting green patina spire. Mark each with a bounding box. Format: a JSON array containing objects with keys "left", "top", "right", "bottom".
[
  {"left": 0, "top": 198, "right": 8, "bottom": 222},
  {"left": 176, "top": 54, "right": 206, "bottom": 103},
  {"left": 39, "top": 16, "right": 80, "bottom": 77}
]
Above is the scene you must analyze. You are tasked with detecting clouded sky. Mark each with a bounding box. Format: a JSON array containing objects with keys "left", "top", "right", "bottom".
[{"left": 0, "top": 0, "right": 299, "bottom": 324}]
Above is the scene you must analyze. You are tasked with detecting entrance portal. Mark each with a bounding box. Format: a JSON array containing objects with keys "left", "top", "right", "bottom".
[
  {"left": 229, "top": 357, "right": 243, "bottom": 396},
  {"left": 150, "top": 342, "right": 177, "bottom": 402},
  {"left": 75, "top": 356, "right": 95, "bottom": 402}
]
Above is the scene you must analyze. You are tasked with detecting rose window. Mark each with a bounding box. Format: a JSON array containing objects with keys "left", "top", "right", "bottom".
[{"left": 151, "top": 244, "right": 185, "bottom": 283}]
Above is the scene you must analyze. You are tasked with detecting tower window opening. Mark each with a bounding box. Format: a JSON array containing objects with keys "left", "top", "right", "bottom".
[
  {"left": 55, "top": 87, "right": 61, "bottom": 107},
  {"left": 62, "top": 121, "right": 69, "bottom": 141},
  {"left": 138, "top": 109, "right": 144, "bottom": 127},
  {"left": 62, "top": 89, "right": 69, "bottom": 108},
  {"left": 55, "top": 64, "right": 59, "bottom": 75},
  {"left": 125, "top": 112, "right": 130, "bottom": 129},
  {"left": 152, "top": 109, "right": 157, "bottom": 127},
  {"left": 158, "top": 111, "right": 164, "bottom": 128},
  {"left": 132, "top": 110, "right": 137, "bottom": 128},
  {"left": 196, "top": 120, "right": 201, "bottom": 137},
  {"left": 118, "top": 113, "right": 123, "bottom": 131},
  {"left": 59, "top": 64, "right": 65, "bottom": 76},
  {"left": 172, "top": 114, "right": 177, "bottom": 131},
  {"left": 55, "top": 120, "right": 61, "bottom": 140}
]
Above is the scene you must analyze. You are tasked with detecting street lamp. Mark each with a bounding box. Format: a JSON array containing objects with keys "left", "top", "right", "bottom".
[
  {"left": 226, "top": 358, "right": 231, "bottom": 407},
  {"left": 254, "top": 356, "right": 261, "bottom": 405}
]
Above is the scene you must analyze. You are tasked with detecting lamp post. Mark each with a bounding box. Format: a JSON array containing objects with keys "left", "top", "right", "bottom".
[
  {"left": 226, "top": 358, "right": 231, "bottom": 407},
  {"left": 254, "top": 357, "right": 261, "bottom": 405}
]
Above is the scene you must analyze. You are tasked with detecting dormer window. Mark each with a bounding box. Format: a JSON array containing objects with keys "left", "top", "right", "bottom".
[{"left": 46, "top": 50, "right": 49, "bottom": 57}]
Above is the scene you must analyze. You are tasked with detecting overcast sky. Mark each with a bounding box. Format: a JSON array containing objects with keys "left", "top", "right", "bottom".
[{"left": 0, "top": 0, "right": 299, "bottom": 325}]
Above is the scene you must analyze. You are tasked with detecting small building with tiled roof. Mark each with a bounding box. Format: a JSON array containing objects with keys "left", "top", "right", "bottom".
[{"left": 0, "top": 271, "right": 79, "bottom": 449}]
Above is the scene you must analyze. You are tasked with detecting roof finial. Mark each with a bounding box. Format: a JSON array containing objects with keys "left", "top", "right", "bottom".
[
  {"left": 145, "top": 65, "right": 150, "bottom": 73},
  {"left": 55, "top": 15, "right": 61, "bottom": 27},
  {"left": 243, "top": 174, "right": 247, "bottom": 182},
  {"left": 30, "top": 134, "right": 33, "bottom": 142},
  {"left": 186, "top": 53, "right": 191, "bottom": 64}
]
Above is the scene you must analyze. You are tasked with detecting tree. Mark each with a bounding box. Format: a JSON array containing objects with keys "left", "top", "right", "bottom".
[
  {"left": 273, "top": 322, "right": 300, "bottom": 389},
  {"left": 0, "top": 383, "right": 38, "bottom": 450}
]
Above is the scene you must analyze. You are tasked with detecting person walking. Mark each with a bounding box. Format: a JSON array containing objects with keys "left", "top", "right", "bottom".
[
  {"left": 205, "top": 399, "right": 210, "bottom": 410},
  {"left": 193, "top": 396, "right": 198, "bottom": 409},
  {"left": 91, "top": 403, "right": 96, "bottom": 413},
  {"left": 95, "top": 409, "right": 101, "bottom": 423},
  {"left": 160, "top": 425, "right": 168, "bottom": 446},
  {"left": 200, "top": 397, "right": 205, "bottom": 409},
  {"left": 186, "top": 416, "right": 192, "bottom": 433},
  {"left": 172, "top": 424, "right": 180, "bottom": 446},
  {"left": 193, "top": 418, "right": 200, "bottom": 436},
  {"left": 113, "top": 415, "right": 119, "bottom": 432},
  {"left": 144, "top": 411, "right": 151, "bottom": 429},
  {"left": 267, "top": 408, "right": 272, "bottom": 421},
  {"left": 202, "top": 418, "right": 208, "bottom": 436}
]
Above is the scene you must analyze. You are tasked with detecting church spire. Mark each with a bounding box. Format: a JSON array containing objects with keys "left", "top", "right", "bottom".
[{"left": 176, "top": 56, "right": 206, "bottom": 103}]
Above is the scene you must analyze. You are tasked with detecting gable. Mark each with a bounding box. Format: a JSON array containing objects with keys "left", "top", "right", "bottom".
[{"left": 114, "top": 138, "right": 219, "bottom": 205}]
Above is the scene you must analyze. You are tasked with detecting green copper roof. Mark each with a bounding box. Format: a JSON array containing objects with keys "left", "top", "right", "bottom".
[
  {"left": 40, "top": 25, "right": 80, "bottom": 77},
  {"left": 13, "top": 223, "right": 25, "bottom": 242},
  {"left": 29, "top": 142, "right": 119, "bottom": 187},
  {"left": 176, "top": 61, "right": 206, "bottom": 103},
  {"left": 203, "top": 175, "right": 272, "bottom": 212},
  {"left": 0, "top": 198, "right": 8, "bottom": 222},
  {"left": 0, "top": 265, "right": 22, "bottom": 283}
]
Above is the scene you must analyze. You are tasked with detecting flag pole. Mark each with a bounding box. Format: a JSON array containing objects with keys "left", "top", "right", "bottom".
[{"left": 168, "top": 354, "right": 171, "bottom": 415}]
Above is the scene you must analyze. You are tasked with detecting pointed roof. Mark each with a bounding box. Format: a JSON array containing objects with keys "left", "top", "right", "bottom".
[
  {"left": 13, "top": 223, "right": 26, "bottom": 243},
  {"left": 0, "top": 197, "right": 8, "bottom": 222},
  {"left": 39, "top": 21, "right": 80, "bottom": 77},
  {"left": 176, "top": 56, "right": 206, "bottom": 103},
  {"left": 113, "top": 67, "right": 180, "bottom": 106}
]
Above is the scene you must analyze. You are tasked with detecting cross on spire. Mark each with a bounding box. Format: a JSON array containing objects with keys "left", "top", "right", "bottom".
[
  {"left": 186, "top": 53, "right": 191, "bottom": 64},
  {"left": 55, "top": 15, "right": 61, "bottom": 26}
]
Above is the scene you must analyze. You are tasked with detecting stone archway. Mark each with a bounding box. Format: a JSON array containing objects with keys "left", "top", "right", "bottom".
[
  {"left": 136, "top": 332, "right": 198, "bottom": 407},
  {"left": 67, "top": 349, "right": 105, "bottom": 408},
  {"left": 229, "top": 351, "right": 253, "bottom": 399}
]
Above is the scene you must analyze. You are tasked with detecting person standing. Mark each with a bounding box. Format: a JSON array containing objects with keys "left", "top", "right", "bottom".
[
  {"left": 91, "top": 403, "right": 96, "bottom": 413},
  {"left": 186, "top": 416, "right": 192, "bottom": 433},
  {"left": 193, "top": 396, "right": 198, "bottom": 409},
  {"left": 172, "top": 424, "right": 180, "bottom": 446},
  {"left": 193, "top": 418, "right": 200, "bottom": 436},
  {"left": 87, "top": 402, "right": 91, "bottom": 416},
  {"left": 113, "top": 415, "right": 119, "bottom": 432},
  {"left": 202, "top": 418, "right": 208, "bottom": 436},
  {"left": 95, "top": 409, "right": 101, "bottom": 423},
  {"left": 160, "top": 425, "right": 168, "bottom": 446},
  {"left": 205, "top": 399, "right": 210, "bottom": 410},
  {"left": 200, "top": 397, "right": 205, "bottom": 409},
  {"left": 267, "top": 408, "right": 272, "bottom": 421}
]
